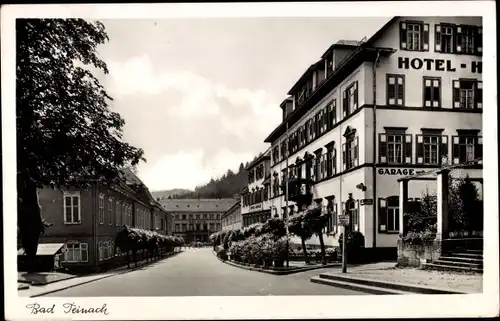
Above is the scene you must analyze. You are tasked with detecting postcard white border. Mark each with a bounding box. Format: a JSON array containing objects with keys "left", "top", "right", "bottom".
[{"left": 2, "top": 1, "right": 498, "bottom": 320}]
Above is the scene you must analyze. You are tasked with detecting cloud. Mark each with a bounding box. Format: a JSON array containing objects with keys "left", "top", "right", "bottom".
[
  {"left": 103, "top": 54, "right": 281, "bottom": 190},
  {"left": 143, "top": 149, "right": 254, "bottom": 191}
]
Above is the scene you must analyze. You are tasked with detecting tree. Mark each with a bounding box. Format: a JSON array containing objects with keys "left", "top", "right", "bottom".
[
  {"left": 449, "top": 174, "right": 482, "bottom": 233},
  {"left": 288, "top": 212, "right": 314, "bottom": 263},
  {"left": 304, "top": 206, "right": 330, "bottom": 264},
  {"left": 17, "top": 19, "right": 144, "bottom": 272}
]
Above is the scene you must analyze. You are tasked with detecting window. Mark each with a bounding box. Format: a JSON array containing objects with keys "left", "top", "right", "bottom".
[
  {"left": 416, "top": 133, "right": 448, "bottom": 165},
  {"left": 64, "top": 242, "right": 88, "bottom": 263},
  {"left": 342, "top": 82, "right": 358, "bottom": 118},
  {"left": 400, "top": 21, "right": 429, "bottom": 51},
  {"left": 435, "top": 24, "right": 454, "bottom": 53},
  {"left": 456, "top": 25, "right": 478, "bottom": 54},
  {"left": 280, "top": 140, "right": 287, "bottom": 161},
  {"left": 342, "top": 132, "right": 359, "bottom": 170},
  {"left": 182, "top": 214, "right": 186, "bottom": 220},
  {"left": 329, "top": 99, "right": 337, "bottom": 128},
  {"left": 327, "top": 199, "right": 338, "bottom": 234},
  {"left": 116, "top": 200, "right": 121, "bottom": 226},
  {"left": 189, "top": 214, "right": 193, "bottom": 220},
  {"left": 63, "top": 192, "right": 81, "bottom": 224},
  {"left": 108, "top": 198, "right": 113, "bottom": 225},
  {"left": 318, "top": 108, "right": 328, "bottom": 135},
  {"left": 175, "top": 224, "right": 180, "bottom": 232},
  {"left": 344, "top": 200, "right": 359, "bottom": 232},
  {"left": 99, "top": 241, "right": 114, "bottom": 261},
  {"left": 387, "top": 75, "right": 405, "bottom": 106},
  {"left": 453, "top": 79, "right": 482, "bottom": 109},
  {"left": 326, "top": 144, "right": 337, "bottom": 177},
  {"left": 378, "top": 197, "right": 400, "bottom": 233},
  {"left": 272, "top": 146, "right": 280, "bottom": 165},
  {"left": 452, "top": 134, "right": 482, "bottom": 164},
  {"left": 196, "top": 214, "right": 200, "bottom": 220},
  {"left": 423, "top": 77, "right": 441, "bottom": 108},
  {"left": 379, "top": 131, "right": 412, "bottom": 164},
  {"left": 99, "top": 194, "right": 104, "bottom": 224},
  {"left": 217, "top": 214, "right": 220, "bottom": 219},
  {"left": 309, "top": 118, "right": 317, "bottom": 141},
  {"left": 203, "top": 214, "right": 207, "bottom": 219}
]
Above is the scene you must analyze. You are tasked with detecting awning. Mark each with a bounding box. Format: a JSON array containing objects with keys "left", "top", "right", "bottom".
[{"left": 17, "top": 243, "right": 65, "bottom": 256}]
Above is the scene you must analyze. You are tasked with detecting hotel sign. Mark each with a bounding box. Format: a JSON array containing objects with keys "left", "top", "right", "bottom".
[
  {"left": 249, "top": 203, "right": 262, "bottom": 212},
  {"left": 398, "top": 57, "right": 482, "bottom": 74},
  {"left": 378, "top": 168, "right": 416, "bottom": 176}
]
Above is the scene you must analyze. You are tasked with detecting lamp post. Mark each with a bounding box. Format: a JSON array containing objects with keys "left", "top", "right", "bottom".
[{"left": 285, "top": 121, "right": 290, "bottom": 268}]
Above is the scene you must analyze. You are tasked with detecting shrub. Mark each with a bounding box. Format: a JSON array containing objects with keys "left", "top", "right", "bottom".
[
  {"left": 401, "top": 229, "right": 436, "bottom": 245},
  {"left": 216, "top": 245, "right": 228, "bottom": 260},
  {"left": 338, "top": 231, "right": 365, "bottom": 263}
]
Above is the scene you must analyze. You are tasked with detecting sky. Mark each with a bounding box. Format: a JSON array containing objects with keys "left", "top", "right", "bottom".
[{"left": 96, "top": 17, "right": 391, "bottom": 191}]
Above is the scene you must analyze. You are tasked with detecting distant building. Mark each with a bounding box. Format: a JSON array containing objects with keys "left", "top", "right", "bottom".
[
  {"left": 161, "top": 199, "right": 237, "bottom": 243},
  {"left": 36, "top": 168, "right": 172, "bottom": 273},
  {"left": 240, "top": 148, "right": 273, "bottom": 227},
  {"left": 221, "top": 201, "right": 242, "bottom": 231}
]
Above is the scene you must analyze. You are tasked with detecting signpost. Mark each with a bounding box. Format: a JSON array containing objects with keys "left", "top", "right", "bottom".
[{"left": 339, "top": 214, "right": 350, "bottom": 273}]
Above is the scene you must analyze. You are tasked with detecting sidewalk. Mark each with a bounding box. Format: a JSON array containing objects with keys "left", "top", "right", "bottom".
[
  {"left": 316, "top": 262, "right": 482, "bottom": 294},
  {"left": 18, "top": 252, "right": 182, "bottom": 297}
]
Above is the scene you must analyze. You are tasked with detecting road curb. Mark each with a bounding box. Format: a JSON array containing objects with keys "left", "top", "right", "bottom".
[
  {"left": 311, "top": 273, "right": 469, "bottom": 294},
  {"left": 29, "top": 251, "right": 184, "bottom": 297},
  {"left": 214, "top": 252, "right": 341, "bottom": 275}
]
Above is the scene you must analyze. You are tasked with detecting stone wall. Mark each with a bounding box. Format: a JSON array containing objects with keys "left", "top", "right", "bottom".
[{"left": 397, "top": 239, "right": 442, "bottom": 267}]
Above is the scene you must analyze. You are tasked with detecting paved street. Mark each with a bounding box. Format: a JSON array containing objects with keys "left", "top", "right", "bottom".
[{"left": 44, "top": 248, "right": 365, "bottom": 296}]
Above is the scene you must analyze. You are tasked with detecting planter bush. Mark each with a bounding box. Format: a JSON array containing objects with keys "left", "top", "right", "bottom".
[{"left": 338, "top": 231, "right": 365, "bottom": 264}]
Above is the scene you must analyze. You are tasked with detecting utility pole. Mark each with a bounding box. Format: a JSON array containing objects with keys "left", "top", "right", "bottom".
[
  {"left": 285, "top": 121, "right": 290, "bottom": 268},
  {"left": 342, "top": 223, "right": 347, "bottom": 273}
]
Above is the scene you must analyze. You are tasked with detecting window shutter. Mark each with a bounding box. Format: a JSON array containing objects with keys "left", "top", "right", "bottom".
[
  {"left": 475, "top": 27, "right": 483, "bottom": 54},
  {"left": 422, "top": 24, "right": 430, "bottom": 51},
  {"left": 353, "top": 82, "right": 358, "bottom": 109},
  {"left": 435, "top": 24, "right": 442, "bottom": 52},
  {"left": 416, "top": 135, "right": 424, "bottom": 164},
  {"left": 452, "top": 80, "right": 461, "bottom": 108},
  {"left": 455, "top": 25, "right": 463, "bottom": 53},
  {"left": 404, "top": 134, "right": 413, "bottom": 164},
  {"left": 475, "top": 136, "right": 483, "bottom": 160},
  {"left": 354, "top": 137, "right": 359, "bottom": 167},
  {"left": 342, "top": 143, "right": 347, "bottom": 170},
  {"left": 440, "top": 135, "right": 449, "bottom": 165},
  {"left": 81, "top": 243, "right": 88, "bottom": 262},
  {"left": 400, "top": 21, "right": 407, "bottom": 49},
  {"left": 334, "top": 203, "right": 338, "bottom": 233},
  {"left": 452, "top": 136, "right": 460, "bottom": 164},
  {"left": 378, "top": 198, "right": 387, "bottom": 232},
  {"left": 476, "top": 81, "right": 483, "bottom": 109},
  {"left": 379, "top": 133, "right": 387, "bottom": 163},
  {"left": 342, "top": 90, "right": 348, "bottom": 118},
  {"left": 332, "top": 148, "right": 337, "bottom": 175}
]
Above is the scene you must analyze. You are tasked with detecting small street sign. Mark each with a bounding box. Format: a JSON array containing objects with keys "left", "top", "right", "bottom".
[
  {"left": 338, "top": 215, "right": 350, "bottom": 226},
  {"left": 360, "top": 199, "right": 373, "bottom": 206}
]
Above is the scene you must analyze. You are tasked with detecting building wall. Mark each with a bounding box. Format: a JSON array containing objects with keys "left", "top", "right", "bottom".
[{"left": 266, "top": 16, "right": 483, "bottom": 252}]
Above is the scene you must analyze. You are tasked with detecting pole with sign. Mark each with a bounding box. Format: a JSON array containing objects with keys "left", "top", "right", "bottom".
[{"left": 339, "top": 214, "right": 350, "bottom": 273}]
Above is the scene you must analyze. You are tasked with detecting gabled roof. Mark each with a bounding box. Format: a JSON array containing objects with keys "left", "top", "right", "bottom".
[{"left": 160, "top": 198, "right": 238, "bottom": 213}]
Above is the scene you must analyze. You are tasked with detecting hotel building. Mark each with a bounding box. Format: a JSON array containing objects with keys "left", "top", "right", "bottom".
[
  {"left": 161, "top": 199, "right": 237, "bottom": 243},
  {"left": 240, "top": 148, "right": 273, "bottom": 226},
  {"left": 221, "top": 201, "right": 242, "bottom": 231},
  {"left": 36, "top": 168, "right": 173, "bottom": 273},
  {"left": 264, "top": 16, "right": 483, "bottom": 256}
]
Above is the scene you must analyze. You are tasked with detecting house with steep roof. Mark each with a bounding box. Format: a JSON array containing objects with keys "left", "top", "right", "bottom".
[{"left": 35, "top": 168, "right": 172, "bottom": 273}]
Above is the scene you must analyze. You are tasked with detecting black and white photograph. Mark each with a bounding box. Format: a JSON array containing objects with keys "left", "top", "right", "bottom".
[{"left": 2, "top": 1, "right": 498, "bottom": 320}]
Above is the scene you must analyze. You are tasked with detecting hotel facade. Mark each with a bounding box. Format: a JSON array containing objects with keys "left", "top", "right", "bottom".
[
  {"left": 240, "top": 148, "right": 273, "bottom": 227},
  {"left": 262, "top": 16, "right": 483, "bottom": 255}
]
